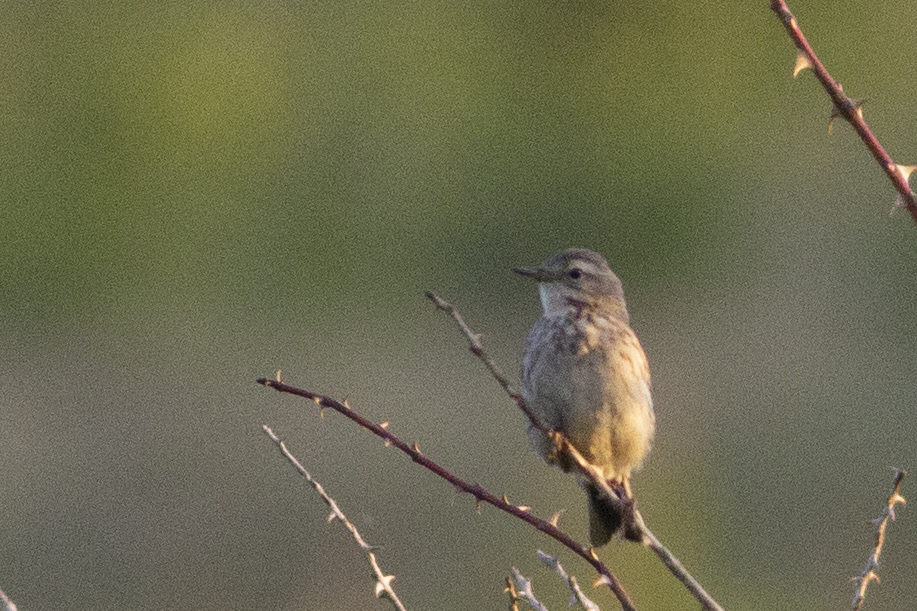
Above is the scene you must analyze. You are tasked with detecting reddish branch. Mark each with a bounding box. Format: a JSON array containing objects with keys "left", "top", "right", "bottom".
[
  {"left": 257, "top": 377, "right": 637, "bottom": 611},
  {"left": 770, "top": 0, "right": 917, "bottom": 223}
]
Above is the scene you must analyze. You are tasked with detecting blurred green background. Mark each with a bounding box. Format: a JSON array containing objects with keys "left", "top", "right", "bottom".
[{"left": 2, "top": 1, "right": 916, "bottom": 610}]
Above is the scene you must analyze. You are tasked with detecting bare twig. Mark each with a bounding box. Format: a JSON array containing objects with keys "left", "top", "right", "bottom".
[
  {"left": 505, "top": 576, "right": 523, "bottom": 611},
  {"left": 257, "top": 379, "right": 637, "bottom": 611},
  {"left": 425, "top": 291, "right": 525, "bottom": 410},
  {"left": 262, "top": 425, "right": 408, "bottom": 611},
  {"left": 511, "top": 568, "right": 551, "bottom": 611},
  {"left": 426, "top": 292, "right": 725, "bottom": 611},
  {"left": 0, "top": 587, "right": 18, "bottom": 611},
  {"left": 640, "top": 526, "right": 725, "bottom": 611},
  {"left": 770, "top": 0, "right": 917, "bottom": 221},
  {"left": 537, "top": 551, "right": 600, "bottom": 611},
  {"left": 852, "top": 469, "right": 906, "bottom": 611}
]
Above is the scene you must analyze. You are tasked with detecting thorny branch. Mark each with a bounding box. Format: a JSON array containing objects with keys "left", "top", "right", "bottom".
[
  {"left": 510, "top": 568, "right": 550, "bottom": 611},
  {"left": 262, "top": 425, "right": 408, "bottom": 611},
  {"left": 257, "top": 377, "right": 637, "bottom": 611},
  {"left": 537, "top": 550, "right": 600, "bottom": 611},
  {"left": 852, "top": 469, "right": 907, "bottom": 611},
  {"left": 425, "top": 292, "right": 725, "bottom": 611},
  {"left": 770, "top": 0, "right": 917, "bottom": 223}
]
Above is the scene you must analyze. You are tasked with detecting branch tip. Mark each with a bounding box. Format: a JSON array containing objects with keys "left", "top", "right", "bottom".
[{"left": 424, "top": 291, "right": 450, "bottom": 312}]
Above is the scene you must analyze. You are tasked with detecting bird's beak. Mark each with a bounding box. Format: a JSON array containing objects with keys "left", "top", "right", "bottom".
[{"left": 513, "top": 267, "right": 557, "bottom": 282}]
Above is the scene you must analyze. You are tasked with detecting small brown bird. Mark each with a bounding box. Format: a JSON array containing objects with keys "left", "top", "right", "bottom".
[{"left": 515, "top": 249, "right": 655, "bottom": 545}]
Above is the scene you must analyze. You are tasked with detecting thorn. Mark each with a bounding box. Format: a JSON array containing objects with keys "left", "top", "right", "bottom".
[
  {"left": 327, "top": 511, "right": 337, "bottom": 523},
  {"left": 312, "top": 396, "right": 322, "bottom": 405},
  {"left": 274, "top": 370, "right": 283, "bottom": 382},
  {"left": 890, "top": 493, "right": 906, "bottom": 507},
  {"left": 374, "top": 574, "right": 395, "bottom": 598},
  {"left": 593, "top": 575, "right": 613, "bottom": 589},
  {"left": 893, "top": 164, "right": 917, "bottom": 187},
  {"left": 588, "top": 547, "right": 600, "bottom": 561},
  {"left": 516, "top": 505, "right": 531, "bottom": 512},
  {"left": 412, "top": 440, "right": 421, "bottom": 454},
  {"left": 501, "top": 493, "right": 510, "bottom": 504},
  {"left": 379, "top": 421, "right": 390, "bottom": 429},
  {"left": 475, "top": 499, "right": 482, "bottom": 514},
  {"left": 319, "top": 408, "right": 325, "bottom": 418},
  {"left": 342, "top": 398, "right": 350, "bottom": 408},
  {"left": 382, "top": 439, "right": 390, "bottom": 448},
  {"left": 828, "top": 97, "right": 864, "bottom": 133},
  {"left": 793, "top": 51, "right": 812, "bottom": 77},
  {"left": 549, "top": 509, "right": 565, "bottom": 527}
]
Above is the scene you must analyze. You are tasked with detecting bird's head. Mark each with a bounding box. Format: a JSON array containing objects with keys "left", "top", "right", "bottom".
[{"left": 514, "top": 249, "right": 626, "bottom": 316}]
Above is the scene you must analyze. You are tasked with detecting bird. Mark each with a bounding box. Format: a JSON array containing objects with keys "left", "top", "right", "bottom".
[{"left": 515, "top": 248, "right": 655, "bottom": 546}]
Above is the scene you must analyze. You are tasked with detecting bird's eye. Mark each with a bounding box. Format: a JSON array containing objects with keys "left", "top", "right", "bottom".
[{"left": 568, "top": 268, "right": 582, "bottom": 280}]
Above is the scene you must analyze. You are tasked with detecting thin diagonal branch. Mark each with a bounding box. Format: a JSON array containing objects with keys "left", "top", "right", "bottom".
[
  {"left": 257, "top": 378, "right": 637, "bottom": 611},
  {"left": 424, "top": 291, "right": 519, "bottom": 400},
  {"left": 770, "top": 0, "right": 917, "bottom": 222},
  {"left": 0, "top": 587, "right": 18, "bottom": 611},
  {"left": 537, "top": 551, "right": 600, "bottom": 611},
  {"left": 511, "top": 568, "right": 551, "bottom": 611},
  {"left": 852, "top": 469, "right": 906, "bottom": 611},
  {"left": 262, "top": 425, "right": 408, "bottom": 611},
  {"left": 426, "top": 292, "right": 725, "bottom": 611}
]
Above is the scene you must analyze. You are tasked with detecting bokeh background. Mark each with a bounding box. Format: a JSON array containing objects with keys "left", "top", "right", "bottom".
[{"left": 2, "top": 1, "right": 916, "bottom": 610}]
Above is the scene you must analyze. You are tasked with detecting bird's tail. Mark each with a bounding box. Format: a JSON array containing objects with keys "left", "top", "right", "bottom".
[{"left": 585, "top": 481, "right": 642, "bottom": 546}]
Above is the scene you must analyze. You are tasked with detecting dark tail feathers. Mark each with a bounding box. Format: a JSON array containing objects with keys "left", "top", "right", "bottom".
[{"left": 585, "top": 481, "right": 642, "bottom": 546}]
